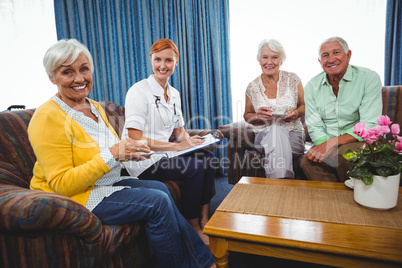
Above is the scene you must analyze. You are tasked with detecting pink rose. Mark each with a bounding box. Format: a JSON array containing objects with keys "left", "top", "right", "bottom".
[
  {"left": 377, "top": 115, "right": 392, "bottom": 126},
  {"left": 396, "top": 141, "right": 402, "bottom": 150},
  {"left": 362, "top": 129, "right": 379, "bottom": 144},
  {"left": 371, "top": 126, "right": 389, "bottom": 136},
  {"left": 353, "top": 122, "right": 366, "bottom": 137},
  {"left": 391, "top": 124, "right": 400, "bottom": 135},
  {"left": 381, "top": 126, "right": 390, "bottom": 135}
]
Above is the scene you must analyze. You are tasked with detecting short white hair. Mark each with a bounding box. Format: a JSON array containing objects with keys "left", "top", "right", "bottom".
[
  {"left": 43, "top": 39, "right": 94, "bottom": 78},
  {"left": 256, "top": 39, "right": 286, "bottom": 62},
  {"left": 318, "top": 37, "right": 350, "bottom": 58}
]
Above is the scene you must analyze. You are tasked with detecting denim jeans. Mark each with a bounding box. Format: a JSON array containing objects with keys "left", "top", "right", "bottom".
[
  {"left": 92, "top": 179, "right": 214, "bottom": 268},
  {"left": 138, "top": 150, "right": 216, "bottom": 219}
]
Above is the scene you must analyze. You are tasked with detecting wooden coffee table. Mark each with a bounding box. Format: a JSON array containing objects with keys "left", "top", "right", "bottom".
[{"left": 203, "top": 177, "right": 402, "bottom": 268}]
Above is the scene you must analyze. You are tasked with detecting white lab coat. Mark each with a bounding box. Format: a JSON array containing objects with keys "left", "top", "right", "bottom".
[{"left": 121, "top": 75, "right": 185, "bottom": 176}]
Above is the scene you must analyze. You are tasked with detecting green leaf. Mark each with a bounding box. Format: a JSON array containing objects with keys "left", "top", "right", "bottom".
[
  {"left": 362, "top": 176, "right": 374, "bottom": 185},
  {"left": 395, "top": 163, "right": 402, "bottom": 174},
  {"left": 371, "top": 154, "right": 395, "bottom": 168},
  {"left": 358, "top": 154, "right": 375, "bottom": 166},
  {"left": 373, "top": 143, "right": 388, "bottom": 153},
  {"left": 348, "top": 167, "right": 373, "bottom": 185},
  {"left": 362, "top": 146, "right": 371, "bottom": 154},
  {"left": 375, "top": 167, "right": 394, "bottom": 177},
  {"left": 343, "top": 149, "right": 359, "bottom": 162},
  {"left": 348, "top": 167, "right": 374, "bottom": 185}
]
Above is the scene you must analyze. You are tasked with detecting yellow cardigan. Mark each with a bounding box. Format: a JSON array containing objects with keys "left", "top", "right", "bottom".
[{"left": 29, "top": 98, "right": 120, "bottom": 207}]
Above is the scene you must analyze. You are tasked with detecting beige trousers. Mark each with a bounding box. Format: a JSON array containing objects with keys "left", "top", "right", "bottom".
[{"left": 300, "top": 142, "right": 364, "bottom": 182}]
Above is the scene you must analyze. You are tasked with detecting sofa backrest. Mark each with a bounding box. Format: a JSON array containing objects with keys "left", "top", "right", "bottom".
[
  {"left": 99, "top": 101, "right": 126, "bottom": 138},
  {"left": 382, "top": 86, "right": 402, "bottom": 127},
  {"left": 0, "top": 101, "right": 125, "bottom": 188},
  {"left": 0, "top": 109, "right": 36, "bottom": 188}
]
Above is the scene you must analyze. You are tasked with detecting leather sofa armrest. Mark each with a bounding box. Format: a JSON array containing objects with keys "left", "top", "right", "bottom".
[
  {"left": 217, "top": 122, "right": 257, "bottom": 184},
  {"left": 0, "top": 185, "right": 103, "bottom": 241},
  {"left": 218, "top": 121, "right": 256, "bottom": 150}
]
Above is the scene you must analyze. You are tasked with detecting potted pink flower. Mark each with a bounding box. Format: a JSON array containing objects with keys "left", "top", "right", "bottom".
[{"left": 343, "top": 115, "right": 402, "bottom": 210}]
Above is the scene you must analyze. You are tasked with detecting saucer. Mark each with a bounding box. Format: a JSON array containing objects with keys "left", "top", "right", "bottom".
[
  {"left": 272, "top": 113, "right": 286, "bottom": 118},
  {"left": 344, "top": 179, "right": 354, "bottom": 189}
]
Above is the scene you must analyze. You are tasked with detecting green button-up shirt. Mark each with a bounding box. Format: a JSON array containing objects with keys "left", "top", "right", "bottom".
[{"left": 305, "top": 64, "right": 382, "bottom": 145}]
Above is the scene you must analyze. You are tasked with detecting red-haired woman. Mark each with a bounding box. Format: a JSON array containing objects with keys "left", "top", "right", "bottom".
[{"left": 122, "top": 38, "right": 216, "bottom": 245}]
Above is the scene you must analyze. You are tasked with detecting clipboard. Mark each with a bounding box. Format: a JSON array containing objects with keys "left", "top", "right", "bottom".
[{"left": 156, "top": 133, "right": 223, "bottom": 159}]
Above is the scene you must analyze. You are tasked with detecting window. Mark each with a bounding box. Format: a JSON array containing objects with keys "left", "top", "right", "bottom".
[
  {"left": 0, "top": 0, "right": 57, "bottom": 110},
  {"left": 230, "top": 0, "right": 386, "bottom": 121}
]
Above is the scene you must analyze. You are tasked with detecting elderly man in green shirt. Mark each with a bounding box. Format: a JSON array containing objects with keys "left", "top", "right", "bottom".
[{"left": 301, "top": 36, "right": 382, "bottom": 182}]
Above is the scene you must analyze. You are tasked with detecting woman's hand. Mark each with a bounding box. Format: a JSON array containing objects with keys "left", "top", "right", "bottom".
[
  {"left": 257, "top": 107, "right": 273, "bottom": 121},
  {"left": 109, "top": 138, "right": 151, "bottom": 162},
  {"left": 175, "top": 135, "right": 205, "bottom": 151},
  {"left": 284, "top": 109, "right": 299, "bottom": 122}
]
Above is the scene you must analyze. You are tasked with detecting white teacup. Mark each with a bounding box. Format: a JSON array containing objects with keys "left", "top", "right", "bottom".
[{"left": 271, "top": 105, "right": 288, "bottom": 115}]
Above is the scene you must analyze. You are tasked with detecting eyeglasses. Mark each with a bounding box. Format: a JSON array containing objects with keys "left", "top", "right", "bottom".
[{"left": 155, "top": 96, "right": 179, "bottom": 129}]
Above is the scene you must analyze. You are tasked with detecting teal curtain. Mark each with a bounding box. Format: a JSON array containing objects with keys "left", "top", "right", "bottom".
[
  {"left": 54, "top": 0, "right": 231, "bottom": 130},
  {"left": 385, "top": 0, "right": 402, "bottom": 85},
  {"left": 54, "top": 0, "right": 232, "bottom": 173}
]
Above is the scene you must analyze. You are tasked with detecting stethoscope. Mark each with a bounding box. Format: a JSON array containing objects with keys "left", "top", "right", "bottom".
[{"left": 155, "top": 96, "right": 180, "bottom": 128}]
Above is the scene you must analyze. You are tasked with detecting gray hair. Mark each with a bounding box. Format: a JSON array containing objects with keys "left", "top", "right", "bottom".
[
  {"left": 318, "top": 37, "right": 350, "bottom": 58},
  {"left": 43, "top": 39, "right": 94, "bottom": 78},
  {"left": 256, "top": 39, "right": 286, "bottom": 62}
]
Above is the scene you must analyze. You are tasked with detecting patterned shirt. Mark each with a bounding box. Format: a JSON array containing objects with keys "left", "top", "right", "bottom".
[
  {"left": 52, "top": 95, "right": 131, "bottom": 211},
  {"left": 246, "top": 70, "right": 304, "bottom": 132}
]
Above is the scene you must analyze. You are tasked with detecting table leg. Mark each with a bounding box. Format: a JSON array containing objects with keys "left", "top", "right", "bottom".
[{"left": 209, "top": 236, "right": 229, "bottom": 268}]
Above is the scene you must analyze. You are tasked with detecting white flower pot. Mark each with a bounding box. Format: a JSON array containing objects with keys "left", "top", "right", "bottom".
[{"left": 353, "top": 173, "right": 400, "bottom": 210}]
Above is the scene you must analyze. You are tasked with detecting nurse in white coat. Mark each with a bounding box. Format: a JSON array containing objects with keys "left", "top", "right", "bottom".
[{"left": 122, "top": 38, "right": 216, "bottom": 245}]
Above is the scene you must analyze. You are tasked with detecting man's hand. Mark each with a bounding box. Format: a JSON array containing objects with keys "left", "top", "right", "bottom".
[{"left": 305, "top": 139, "right": 337, "bottom": 164}]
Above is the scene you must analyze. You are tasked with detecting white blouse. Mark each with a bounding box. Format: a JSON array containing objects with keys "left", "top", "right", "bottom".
[{"left": 246, "top": 70, "right": 304, "bottom": 133}]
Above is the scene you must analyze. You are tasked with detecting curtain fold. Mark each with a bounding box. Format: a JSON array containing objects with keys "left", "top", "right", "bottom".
[
  {"left": 54, "top": 0, "right": 231, "bottom": 128},
  {"left": 385, "top": 0, "right": 402, "bottom": 86},
  {"left": 54, "top": 0, "right": 231, "bottom": 173}
]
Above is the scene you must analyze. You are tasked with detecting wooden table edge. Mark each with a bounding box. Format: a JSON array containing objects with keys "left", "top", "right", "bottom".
[{"left": 205, "top": 177, "right": 402, "bottom": 266}]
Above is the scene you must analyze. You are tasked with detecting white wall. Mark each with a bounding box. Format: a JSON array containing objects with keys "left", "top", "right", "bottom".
[
  {"left": 0, "top": 0, "right": 57, "bottom": 110},
  {"left": 229, "top": 0, "right": 387, "bottom": 121}
]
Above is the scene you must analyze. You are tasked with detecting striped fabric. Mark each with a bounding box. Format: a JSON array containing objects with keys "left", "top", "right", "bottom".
[
  {"left": 220, "top": 86, "right": 402, "bottom": 184},
  {"left": 0, "top": 109, "right": 35, "bottom": 187},
  {"left": 382, "top": 86, "right": 402, "bottom": 127}
]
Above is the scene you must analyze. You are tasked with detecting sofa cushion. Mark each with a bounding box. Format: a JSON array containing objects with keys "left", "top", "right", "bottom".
[{"left": 99, "top": 101, "right": 125, "bottom": 138}]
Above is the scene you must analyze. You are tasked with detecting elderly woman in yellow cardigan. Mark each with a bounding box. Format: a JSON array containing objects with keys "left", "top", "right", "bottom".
[{"left": 28, "top": 38, "right": 216, "bottom": 268}]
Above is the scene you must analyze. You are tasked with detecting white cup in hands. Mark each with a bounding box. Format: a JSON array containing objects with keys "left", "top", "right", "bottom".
[
  {"left": 271, "top": 105, "right": 288, "bottom": 116},
  {"left": 110, "top": 138, "right": 152, "bottom": 162},
  {"left": 135, "top": 140, "right": 154, "bottom": 157},
  {"left": 257, "top": 106, "right": 273, "bottom": 121}
]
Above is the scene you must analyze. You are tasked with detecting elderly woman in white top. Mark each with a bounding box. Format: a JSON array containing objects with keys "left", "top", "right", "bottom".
[{"left": 243, "top": 39, "right": 305, "bottom": 178}]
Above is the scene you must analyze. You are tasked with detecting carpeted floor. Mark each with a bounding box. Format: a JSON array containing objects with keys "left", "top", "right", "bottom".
[{"left": 208, "top": 176, "right": 334, "bottom": 268}]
